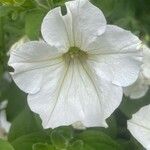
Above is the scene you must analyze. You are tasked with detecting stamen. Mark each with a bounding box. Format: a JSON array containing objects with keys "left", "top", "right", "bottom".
[{"left": 63, "top": 47, "right": 87, "bottom": 60}]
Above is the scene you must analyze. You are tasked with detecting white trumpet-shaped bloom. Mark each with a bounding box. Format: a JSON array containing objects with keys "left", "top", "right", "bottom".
[
  {"left": 128, "top": 104, "right": 150, "bottom": 150},
  {"left": 124, "top": 45, "right": 150, "bottom": 99},
  {"left": 8, "top": 0, "right": 142, "bottom": 128}
]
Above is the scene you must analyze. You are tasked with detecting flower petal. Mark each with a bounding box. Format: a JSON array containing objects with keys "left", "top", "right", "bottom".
[
  {"left": 41, "top": 0, "right": 106, "bottom": 50},
  {"left": 27, "top": 58, "right": 122, "bottom": 129},
  {"left": 8, "top": 41, "right": 64, "bottom": 94},
  {"left": 128, "top": 105, "right": 150, "bottom": 150},
  {"left": 66, "top": 0, "right": 106, "bottom": 49},
  {"left": 87, "top": 25, "right": 142, "bottom": 87},
  {"left": 124, "top": 74, "right": 149, "bottom": 99},
  {"left": 142, "top": 45, "right": 150, "bottom": 79},
  {"left": 0, "top": 101, "right": 11, "bottom": 133},
  {"left": 41, "top": 7, "right": 73, "bottom": 51},
  {"left": 8, "top": 36, "right": 30, "bottom": 56}
]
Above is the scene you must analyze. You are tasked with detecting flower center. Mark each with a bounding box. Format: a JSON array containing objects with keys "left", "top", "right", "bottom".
[{"left": 63, "top": 47, "right": 87, "bottom": 60}]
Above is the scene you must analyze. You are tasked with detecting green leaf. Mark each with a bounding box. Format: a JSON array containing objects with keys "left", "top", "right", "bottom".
[
  {"left": 32, "top": 143, "right": 54, "bottom": 150},
  {"left": 0, "top": 139, "right": 14, "bottom": 150},
  {"left": 51, "top": 0, "right": 65, "bottom": 6},
  {"left": 25, "top": 9, "right": 46, "bottom": 40},
  {"left": 13, "top": 0, "right": 26, "bottom": 6},
  {"left": 54, "top": 126, "right": 74, "bottom": 141},
  {"left": 68, "top": 140, "right": 84, "bottom": 150},
  {"left": 78, "top": 130, "right": 122, "bottom": 150},
  {"left": 11, "top": 131, "right": 51, "bottom": 150},
  {"left": 34, "top": 0, "right": 49, "bottom": 7},
  {"left": 92, "top": 0, "right": 116, "bottom": 17},
  {"left": 11, "top": 11, "right": 18, "bottom": 20},
  {"left": 2, "top": 82, "right": 27, "bottom": 121},
  {"left": 8, "top": 107, "right": 43, "bottom": 142},
  {"left": 51, "top": 130, "right": 68, "bottom": 149},
  {"left": 0, "top": 5, "right": 13, "bottom": 17},
  {"left": 0, "top": 72, "right": 11, "bottom": 101},
  {"left": 0, "top": 0, "right": 14, "bottom": 5}
]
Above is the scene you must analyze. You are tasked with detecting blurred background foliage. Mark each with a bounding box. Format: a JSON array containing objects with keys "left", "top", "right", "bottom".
[{"left": 0, "top": 0, "right": 150, "bottom": 149}]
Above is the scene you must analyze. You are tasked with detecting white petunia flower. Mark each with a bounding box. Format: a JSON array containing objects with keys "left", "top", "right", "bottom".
[
  {"left": 124, "top": 45, "right": 150, "bottom": 99},
  {"left": 0, "top": 101, "right": 11, "bottom": 139},
  {"left": 128, "top": 104, "right": 150, "bottom": 150},
  {"left": 8, "top": 0, "right": 142, "bottom": 129}
]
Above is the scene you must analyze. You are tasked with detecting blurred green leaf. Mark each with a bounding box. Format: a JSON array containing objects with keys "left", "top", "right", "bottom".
[
  {"left": 0, "top": 66, "right": 3, "bottom": 80},
  {"left": 11, "top": 11, "right": 18, "bottom": 20},
  {"left": 0, "top": 72, "right": 11, "bottom": 101},
  {"left": 25, "top": 9, "right": 46, "bottom": 40},
  {"left": 32, "top": 143, "right": 54, "bottom": 150},
  {"left": 21, "top": 0, "right": 35, "bottom": 8},
  {"left": 2, "top": 82, "right": 27, "bottom": 121},
  {"left": 68, "top": 140, "right": 84, "bottom": 150},
  {"left": 34, "top": 0, "right": 47, "bottom": 5},
  {"left": 49, "top": 0, "right": 65, "bottom": 7},
  {"left": 13, "top": 0, "right": 26, "bottom": 6},
  {"left": 0, "top": 5, "right": 13, "bottom": 17},
  {"left": 51, "top": 130, "right": 68, "bottom": 149},
  {"left": 78, "top": 130, "right": 122, "bottom": 150},
  {"left": 0, "top": 0, "right": 14, "bottom": 5},
  {"left": 0, "top": 139, "right": 14, "bottom": 150},
  {"left": 54, "top": 126, "right": 73, "bottom": 141},
  {"left": 92, "top": 0, "right": 116, "bottom": 17},
  {"left": 8, "top": 107, "right": 43, "bottom": 142},
  {"left": 11, "top": 131, "right": 51, "bottom": 150}
]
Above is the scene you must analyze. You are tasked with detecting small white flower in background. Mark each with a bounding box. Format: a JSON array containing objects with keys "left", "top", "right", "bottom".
[
  {"left": 124, "top": 45, "right": 150, "bottom": 99},
  {"left": 0, "top": 101, "right": 11, "bottom": 139},
  {"left": 128, "top": 104, "right": 150, "bottom": 150},
  {"left": 8, "top": 0, "right": 142, "bottom": 129}
]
